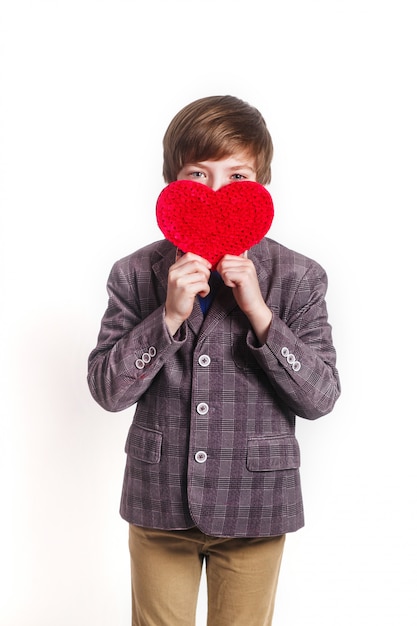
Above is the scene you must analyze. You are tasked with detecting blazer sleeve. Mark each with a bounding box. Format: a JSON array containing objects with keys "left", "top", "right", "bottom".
[
  {"left": 248, "top": 261, "right": 341, "bottom": 420},
  {"left": 87, "top": 259, "right": 187, "bottom": 412}
]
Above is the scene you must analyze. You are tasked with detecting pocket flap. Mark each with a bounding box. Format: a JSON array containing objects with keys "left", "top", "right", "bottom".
[
  {"left": 125, "top": 423, "right": 162, "bottom": 464},
  {"left": 247, "top": 435, "right": 300, "bottom": 471}
]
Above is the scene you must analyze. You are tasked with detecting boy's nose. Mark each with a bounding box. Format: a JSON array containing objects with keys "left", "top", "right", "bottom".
[{"left": 210, "top": 175, "right": 226, "bottom": 191}]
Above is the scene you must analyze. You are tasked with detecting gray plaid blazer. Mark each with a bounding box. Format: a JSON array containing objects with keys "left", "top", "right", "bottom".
[{"left": 88, "top": 237, "right": 340, "bottom": 537}]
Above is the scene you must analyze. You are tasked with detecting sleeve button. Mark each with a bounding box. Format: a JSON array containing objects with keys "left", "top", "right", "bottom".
[{"left": 142, "top": 352, "right": 151, "bottom": 363}]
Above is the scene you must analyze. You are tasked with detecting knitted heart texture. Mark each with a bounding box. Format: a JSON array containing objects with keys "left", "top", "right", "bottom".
[{"left": 156, "top": 180, "right": 274, "bottom": 267}]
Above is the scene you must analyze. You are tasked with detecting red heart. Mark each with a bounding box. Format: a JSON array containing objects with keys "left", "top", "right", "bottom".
[{"left": 156, "top": 180, "right": 274, "bottom": 267}]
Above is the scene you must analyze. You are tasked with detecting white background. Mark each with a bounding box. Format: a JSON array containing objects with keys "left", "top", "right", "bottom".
[{"left": 1, "top": 1, "right": 416, "bottom": 624}]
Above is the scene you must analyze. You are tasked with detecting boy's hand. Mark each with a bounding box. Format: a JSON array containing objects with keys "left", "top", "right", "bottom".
[
  {"left": 165, "top": 252, "right": 211, "bottom": 335},
  {"left": 217, "top": 253, "right": 272, "bottom": 344}
]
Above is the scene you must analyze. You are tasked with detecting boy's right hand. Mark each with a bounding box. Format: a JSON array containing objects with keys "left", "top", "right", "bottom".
[{"left": 164, "top": 252, "right": 211, "bottom": 336}]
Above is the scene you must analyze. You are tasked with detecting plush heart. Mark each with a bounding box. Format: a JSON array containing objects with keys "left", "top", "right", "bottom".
[{"left": 156, "top": 180, "right": 274, "bottom": 267}]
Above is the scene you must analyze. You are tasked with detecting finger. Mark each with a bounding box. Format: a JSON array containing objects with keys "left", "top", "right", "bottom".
[
  {"left": 170, "top": 260, "right": 211, "bottom": 286},
  {"left": 175, "top": 251, "right": 212, "bottom": 268}
]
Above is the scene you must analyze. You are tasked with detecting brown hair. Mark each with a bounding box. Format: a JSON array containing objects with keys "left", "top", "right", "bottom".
[{"left": 162, "top": 95, "right": 273, "bottom": 184}]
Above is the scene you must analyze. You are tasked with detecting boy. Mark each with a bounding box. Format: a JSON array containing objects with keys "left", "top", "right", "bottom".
[{"left": 87, "top": 95, "right": 341, "bottom": 626}]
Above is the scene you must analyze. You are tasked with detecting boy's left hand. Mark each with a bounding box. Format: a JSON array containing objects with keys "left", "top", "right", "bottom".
[{"left": 216, "top": 253, "right": 272, "bottom": 344}]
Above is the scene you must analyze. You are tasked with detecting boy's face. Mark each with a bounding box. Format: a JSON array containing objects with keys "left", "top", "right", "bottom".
[{"left": 176, "top": 151, "right": 257, "bottom": 191}]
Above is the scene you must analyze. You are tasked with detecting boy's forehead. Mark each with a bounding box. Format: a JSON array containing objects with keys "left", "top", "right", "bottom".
[{"left": 191, "top": 152, "right": 256, "bottom": 169}]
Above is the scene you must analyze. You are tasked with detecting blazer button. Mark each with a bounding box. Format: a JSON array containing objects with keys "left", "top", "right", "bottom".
[
  {"left": 135, "top": 358, "right": 144, "bottom": 369},
  {"left": 195, "top": 451, "right": 207, "bottom": 463},
  {"left": 281, "top": 346, "right": 290, "bottom": 358},
  {"left": 292, "top": 360, "right": 301, "bottom": 372},
  {"left": 196, "top": 402, "right": 209, "bottom": 415},
  {"left": 198, "top": 354, "right": 211, "bottom": 367}
]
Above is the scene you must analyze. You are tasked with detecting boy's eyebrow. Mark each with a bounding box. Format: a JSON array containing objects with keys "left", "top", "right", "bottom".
[
  {"left": 191, "top": 161, "right": 256, "bottom": 171},
  {"left": 229, "top": 164, "right": 256, "bottom": 172},
  {"left": 186, "top": 161, "right": 256, "bottom": 172}
]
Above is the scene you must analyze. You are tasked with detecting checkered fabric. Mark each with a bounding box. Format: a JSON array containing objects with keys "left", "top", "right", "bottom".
[{"left": 88, "top": 237, "right": 340, "bottom": 537}]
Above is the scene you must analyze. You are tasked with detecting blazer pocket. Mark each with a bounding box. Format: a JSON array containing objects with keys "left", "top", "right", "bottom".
[
  {"left": 247, "top": 435, "right": 300, "bottom": 471},
  {"left": 125, "top": 423, "right": 162, "bottom": 464}
]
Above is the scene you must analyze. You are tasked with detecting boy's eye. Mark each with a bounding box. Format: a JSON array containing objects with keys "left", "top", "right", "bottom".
[
  {"left": 231, "top": 173, "right": 246, "bottom": 180},
  {"left": 189, "top": 171, "right": 205, "bottom": 178}
]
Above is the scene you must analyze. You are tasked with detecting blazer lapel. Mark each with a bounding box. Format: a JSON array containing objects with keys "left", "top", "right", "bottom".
[
  {"left": 197, "top": 283, "right": 238, "bottom": 337},
  {"left": 151, "top": 241, "right": 176, "bottom": 303}
]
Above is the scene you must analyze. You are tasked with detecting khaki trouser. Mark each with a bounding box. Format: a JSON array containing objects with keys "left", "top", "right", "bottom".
[{"left": 129, "top": 524, "right": 285, "bottom": 626}]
